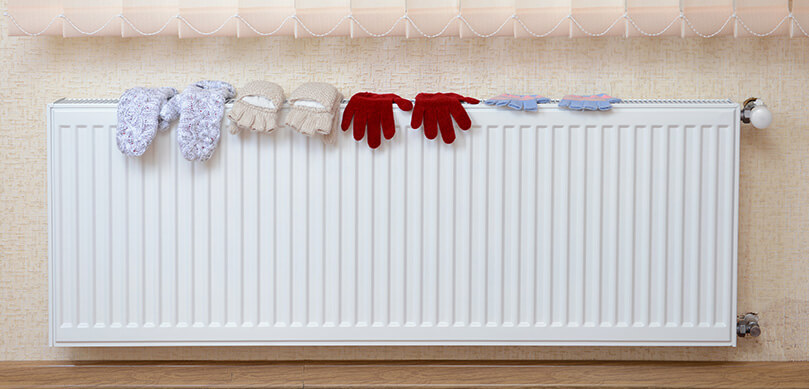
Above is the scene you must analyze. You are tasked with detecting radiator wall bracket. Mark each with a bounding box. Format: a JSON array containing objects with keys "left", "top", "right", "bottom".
[{"left": 737, "top": 313, "right": 761, "bottom": 338}]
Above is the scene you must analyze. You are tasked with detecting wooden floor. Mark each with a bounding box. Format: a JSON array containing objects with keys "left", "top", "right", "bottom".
[{"left": 1, "top": 360, "right": 808, "bottom": 388}]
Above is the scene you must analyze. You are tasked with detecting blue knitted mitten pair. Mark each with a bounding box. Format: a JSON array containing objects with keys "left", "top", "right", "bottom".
[
  {"left": 484, "top": 94, "right": 550, "bottom": 111},
  {"left": 558, "top": 94, "right": 622, "bottom": 111}
]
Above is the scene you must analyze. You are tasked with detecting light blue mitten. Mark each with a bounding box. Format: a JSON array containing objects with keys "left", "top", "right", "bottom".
[
  {"left": 484, "top": 94, "right": 551, "bottom": 112},
  {"left": 558, "top": 93, "right": 622, "bottom": 111}
]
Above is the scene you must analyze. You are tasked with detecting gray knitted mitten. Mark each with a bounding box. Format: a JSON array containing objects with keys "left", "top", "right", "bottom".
[
  {"left": 116, "top": 87, "right": 178, "bottom": 157},
  {"left": 228, "top": 81, "right": 285, "bottom": 134},
  {"left": 161, "top": 80, "right": 236, "bottom": 161},
  {"left": 285, "top": 82, "right": 343, "bottom": 144}
]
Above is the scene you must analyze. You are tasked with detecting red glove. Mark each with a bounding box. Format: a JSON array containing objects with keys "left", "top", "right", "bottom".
[
  {"left": 410, "top": 93, "right": 479, "bottom": 144},
  {"left": 341, "top": 92, "right": 413, "bottom": 149}
]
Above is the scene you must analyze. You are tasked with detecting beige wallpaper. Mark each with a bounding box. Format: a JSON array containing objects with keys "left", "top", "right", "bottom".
[{"left": 1, "top": 4, "right": 808, "bottom": 361}]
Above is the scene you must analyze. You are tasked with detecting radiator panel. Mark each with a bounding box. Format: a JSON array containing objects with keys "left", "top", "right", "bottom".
[{"left": 48, "top": 102, "right": 739, "bottom": 346}]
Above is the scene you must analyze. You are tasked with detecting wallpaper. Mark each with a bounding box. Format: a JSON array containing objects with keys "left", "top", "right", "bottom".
[{"left": 1, "top": 4, "right": 808, "bottom": 360}]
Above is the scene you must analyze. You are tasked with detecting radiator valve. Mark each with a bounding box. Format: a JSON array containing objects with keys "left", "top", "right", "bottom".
[
  {"left": 737, "top": 313, "right": 761, "bottom": 338},
  {"left": 741, "top": 98, "right": 772, "bottom": 129}
]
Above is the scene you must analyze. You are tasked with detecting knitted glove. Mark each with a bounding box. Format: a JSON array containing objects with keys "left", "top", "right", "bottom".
[
  {"left": 484, "top": 94, "right": 550, "bottom": 112},
  {"left": 558, "top": 93, "right": 622, "bottom": 111},
  {"left": 228, "top": 81, "right": 285, "bottom": 134},
  {"left": 285, "top": 82, "right": 344, "bottom": 144},
  {"left": 162, "top": 80, "right": 236, "bottom": 161},
  {"left": 116, "top": 87, "right": 177, "bottom": 157},
  {"left": 410, "top": 92, "right": 479, "bottom": 144},
  {"left": 341, "top": 92, "right": 413, "bottom": 149}
]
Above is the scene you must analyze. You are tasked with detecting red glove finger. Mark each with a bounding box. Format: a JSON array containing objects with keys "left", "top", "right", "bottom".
[
  {"left": 393, "top": 96, "right": 413, "bottom": 111},
  {"left": 444, "top": 92, "right": 479, "bottom": 105},
  {"left": 381, "top": 104, "right": 396, "bottom": 140},
  {"left": 448, "top": 100, "right": 473, "bottom": 131},
  {"left": 443, "top": 92, "right": 462, "bottom": 101},
  {"left": 437, "top": 104, "right": 456, "bottom": 144},
  {"left": 411, "top": 97, "right": 424, "bottom": 129},
  {"left": 423, "top": 107, "right": 438, "bottom": 140},
  {"left": 366, "top": 110, "right": 382, "bottom": 149},
  {"left": 353, "top": 110, "right": 367, "bottom": 142},
  {"left": 341, "top": 97, "right": 360, "bottom": 131}
]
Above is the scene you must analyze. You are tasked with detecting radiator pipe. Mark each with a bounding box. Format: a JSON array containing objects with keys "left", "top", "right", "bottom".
[{"left": 737, "top": 313, "right": 761, "bottom": 338}]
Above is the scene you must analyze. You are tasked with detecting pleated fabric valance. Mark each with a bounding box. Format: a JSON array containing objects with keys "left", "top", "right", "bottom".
[{"left": 6, "top": 0, "right": 809, "bottom": 38}]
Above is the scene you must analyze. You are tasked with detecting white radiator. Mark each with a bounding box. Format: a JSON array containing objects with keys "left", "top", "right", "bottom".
[{"left": 47, "top": 99, "right": 739, "bottom": 346}]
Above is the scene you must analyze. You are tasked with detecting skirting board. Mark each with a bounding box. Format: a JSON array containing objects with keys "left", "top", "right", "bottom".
[{"left": 1, "top": 360, "right": 808, "bottom": 388}]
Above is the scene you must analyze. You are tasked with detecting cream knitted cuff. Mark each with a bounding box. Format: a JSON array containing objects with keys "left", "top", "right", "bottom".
[
  {"left": 228, "top": 81, "right": 285, "bottom": 134},
  {"left": 285, "top": 82, "right": 343, "bottom": 144}
]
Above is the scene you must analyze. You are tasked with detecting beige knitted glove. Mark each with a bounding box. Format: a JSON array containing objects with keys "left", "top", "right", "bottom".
[
  {"left": 228, "top": 81, "right": 285, "bottom": 134},
  {"left": 285, "top": 82, "right": 344, "bottom": 144}
]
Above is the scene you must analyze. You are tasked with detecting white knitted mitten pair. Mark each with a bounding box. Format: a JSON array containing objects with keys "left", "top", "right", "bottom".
[
  {"left": 116, "top": 87, "right": 178, "bottom": 157},
  {"left": 161, "top": 80, "right": 236, "bottom": 161}
]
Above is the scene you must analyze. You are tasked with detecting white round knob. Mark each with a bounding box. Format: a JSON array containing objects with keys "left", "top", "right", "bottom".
[{"left": 750, "top": 105, "right": 772, "bottom": 129}]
